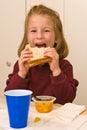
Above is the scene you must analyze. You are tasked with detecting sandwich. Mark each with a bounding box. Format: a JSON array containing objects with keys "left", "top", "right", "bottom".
[{"left": 25, "top": 44, "right": 52, "bottom": 67}]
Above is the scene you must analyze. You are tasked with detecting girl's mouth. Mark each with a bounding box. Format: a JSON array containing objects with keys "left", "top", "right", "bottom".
[{"left": 35, "top": 43, "right": 46, "bottom": 48}]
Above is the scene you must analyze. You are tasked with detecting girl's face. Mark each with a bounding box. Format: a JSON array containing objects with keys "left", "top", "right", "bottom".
[{"left": 27, "top": 14, "right": 55, "bottom": 47}]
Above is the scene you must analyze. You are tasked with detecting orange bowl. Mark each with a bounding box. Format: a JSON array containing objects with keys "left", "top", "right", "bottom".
[{"left": 32, "top": 96, "right": 56, "bottom": 113}]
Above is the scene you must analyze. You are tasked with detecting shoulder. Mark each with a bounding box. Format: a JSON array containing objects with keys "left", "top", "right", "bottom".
[
  {"left": 59, "top": 58, "right": 73, "bottom": 70},
  {"left": 60, "top": 58, "right": 72, "bottom": 65},
  {"left": 13, "top": 60, "right": 19, "bottom": 72}
]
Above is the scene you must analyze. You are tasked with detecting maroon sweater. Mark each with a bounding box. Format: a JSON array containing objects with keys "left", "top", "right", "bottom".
[{"left": 5, "top": 59, "right": 79, "bottom": 104}]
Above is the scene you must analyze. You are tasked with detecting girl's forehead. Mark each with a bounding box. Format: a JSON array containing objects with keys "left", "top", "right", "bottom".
[
  {"left": 29, "top": 14, "right": 53, "bottom": 22},
  {"left": 28, "top": 14, "right": 54, "bottom": 26}
]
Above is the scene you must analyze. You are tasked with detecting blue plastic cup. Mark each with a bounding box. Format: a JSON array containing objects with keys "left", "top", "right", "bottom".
[{"left": 4, "top": 89, "right": 32, "bottom": 128}]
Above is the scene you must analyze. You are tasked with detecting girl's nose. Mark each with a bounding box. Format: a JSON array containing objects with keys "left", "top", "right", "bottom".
[{"left": 36, "top": 31, "right": 43, "bottom": 39}]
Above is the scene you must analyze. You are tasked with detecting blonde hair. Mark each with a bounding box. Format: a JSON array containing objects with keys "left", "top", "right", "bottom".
[{"left": 18, "top": 4, "right": 69, "bottom": 59}]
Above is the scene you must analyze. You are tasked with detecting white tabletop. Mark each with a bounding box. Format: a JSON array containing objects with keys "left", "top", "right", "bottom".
[{"left": 0, "top": 96, "right": 87, "bottom": 130}]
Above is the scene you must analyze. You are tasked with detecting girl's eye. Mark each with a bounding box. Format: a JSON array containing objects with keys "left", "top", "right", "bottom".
[
  {"left": 44, "top": 29, "right": 50, "bottom": 32},
  {"left": 31, "top": 30, "right": 37, "bottom": 32}
]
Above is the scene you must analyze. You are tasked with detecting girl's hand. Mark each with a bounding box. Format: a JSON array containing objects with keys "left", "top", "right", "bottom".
[
  {"left": 44, "top": 48, "right": 61, "bottom": 76},
  {"left": 18, "top": 48, "right": 33, "bottom": 78}
]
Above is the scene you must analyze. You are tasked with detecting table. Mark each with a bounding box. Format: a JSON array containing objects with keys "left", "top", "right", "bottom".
[{"left": 0, "top": 96, "right": 87, "bottom": 130}]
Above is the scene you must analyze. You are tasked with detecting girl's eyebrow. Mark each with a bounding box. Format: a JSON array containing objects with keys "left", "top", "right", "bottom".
[
  {"left": 29, "top": 26, "right": 53, "bottom": 29},
  {"left": 28, "top": 27, "right": 36, "bottom": 29},
  {"left": 28, "top": 27, "right": 37, "bottom": 30}
]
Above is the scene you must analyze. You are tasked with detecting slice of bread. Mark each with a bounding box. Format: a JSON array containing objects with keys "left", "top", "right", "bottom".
[{"left": 25, "top": 44, "right": 52, "bottom": 67}]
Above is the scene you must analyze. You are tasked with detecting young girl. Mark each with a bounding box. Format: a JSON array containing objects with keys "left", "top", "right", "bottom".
[{"left": 4, "top": 4, "right": 79, "bottom": 104}]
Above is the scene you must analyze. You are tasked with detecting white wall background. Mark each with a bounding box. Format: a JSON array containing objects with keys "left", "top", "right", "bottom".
[
  {"left": 64, "top": 0, "right": 87, "bottom": 106},
  {"left": 0, "top": 0, "right": 87, "bottom": 106},
  {"left": 0, "top": 0, "right": 25, "bottom": 94}
]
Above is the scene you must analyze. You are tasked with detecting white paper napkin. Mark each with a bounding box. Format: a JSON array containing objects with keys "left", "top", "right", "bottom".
[
  {"left": 67, "top": 115, "right": 87, "bottom": 130},
  {"left": 50, "top": 103, "right": 86, "bottom": 124}
]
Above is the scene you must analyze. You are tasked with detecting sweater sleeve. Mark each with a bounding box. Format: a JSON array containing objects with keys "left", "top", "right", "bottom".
[
  {"left": 50, "top": 59, "right": 79, "bottom": 104},
  {"left": 4, "top": 61, "right": 30, "bottom": 91}
]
